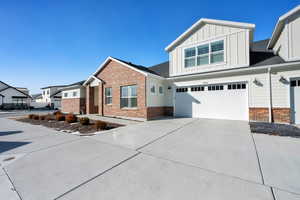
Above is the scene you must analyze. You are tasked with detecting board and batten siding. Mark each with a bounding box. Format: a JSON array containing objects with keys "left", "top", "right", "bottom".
[
  {"left": 169, "top": 23, "right": 250, "bottom": 77},
  {"left": 273, "top": 11, "right": 300, "bottom": 61},
  {"left": 62, "top": 88, "right": 85, "bottom": 99}
]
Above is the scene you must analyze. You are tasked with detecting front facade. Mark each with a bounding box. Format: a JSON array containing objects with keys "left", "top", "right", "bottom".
[
  {"left": 84, "top": 58, "right": 173, "bottom": 120},
  {"left": 81, "top": 6, "right": 300, "bottom": 123},
  {"left": 0, "top": 81, "right": 32, "bottom": 109}
]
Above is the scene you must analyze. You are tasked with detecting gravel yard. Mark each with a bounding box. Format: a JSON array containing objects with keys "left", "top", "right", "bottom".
[{"left": 249, "top": 122, "right": 300, "bottom": 138}]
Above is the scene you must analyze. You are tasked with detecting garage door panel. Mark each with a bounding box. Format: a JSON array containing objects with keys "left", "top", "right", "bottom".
[{"left": 175, "top": 83, "right": 248, "bottom": 121}]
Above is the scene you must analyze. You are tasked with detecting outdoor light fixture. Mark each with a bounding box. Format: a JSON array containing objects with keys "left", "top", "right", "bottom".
[
  {"left": 279, "top": 76, "right": 288, "bottom": 84},
  {"left": 168, "top": 86, "right": 172, "bottom": 90},
  {"left": 253, "top": 78, "right": 262, "bottom": 86}
]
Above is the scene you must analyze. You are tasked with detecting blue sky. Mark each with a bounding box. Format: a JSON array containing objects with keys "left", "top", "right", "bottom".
[{"left": 0, "top": 0, "right": 298, "bottom": 94}]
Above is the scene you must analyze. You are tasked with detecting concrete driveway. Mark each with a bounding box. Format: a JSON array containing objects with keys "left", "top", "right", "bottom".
[{"left": 1, "top": 117, "right": 300, "bottom": 200}]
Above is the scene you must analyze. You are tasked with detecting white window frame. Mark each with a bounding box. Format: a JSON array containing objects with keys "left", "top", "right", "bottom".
[
  {"left": 158, "top": 85, "right": 164, "bottom": 95},
  {"left": 105, "top": 87, "right": 112, "bottom": 105},
  {"left": 64, "top": 92, "right": 68, "bottom": 98},
  {"left": 120, "top": 85, "right": 137, "bottom": 108},
  {"left": 72, "top": 91, "right": 77, "bottom": 97},
  {"left": 183, "top": 38, "right": 226, "bottom": 68},
  {"left": 150, "top": 83, "right": 156, "bottom": 95}
]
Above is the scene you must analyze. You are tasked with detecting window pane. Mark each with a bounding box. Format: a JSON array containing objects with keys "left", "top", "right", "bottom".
[
  {"left": 185, "top": 58, "right": 195, "bottom": 67},
  {"left": 291, "top": 80, "right": 297, "bottom": 87},
  {"left": 130, "top": 98, "right": 137, "bottom": 107},
  {"left": 150, "top": 85, "right": 155, "bottom": 93},
  {"left": 105, "top": 88, "right": 111, "bottom": 96},
  {"left": 184, "top": 47, "right": 196, "bottom": 58},
  {"left": 130, "top": 85, "right": 137, "bottom": 97},
  {"left": 211, "top": 40, "right": 224, "bottom": 52},
  {"left": 159, "top": 86, "right": 163, "bottom": 94},
  {"left": 121, "top": 86, "right": 128, "bottom": 97},
  {"left": 197, "top": 55, "right": 209, "bottom": 66},
  {"left": 120, "top": 98, "right": 128, "bottom": 108},
  {"left": 228, "top": 85, "right": 232, "bottom": 90},
  {"left": 197, "top": 44, "right": 209, "bottom": 55},
  {"left": 211, "top": 52, "right": 224, "bottom": 63},
  {"left": 298, "top": 80, "right": 300, "bottom": 86}
]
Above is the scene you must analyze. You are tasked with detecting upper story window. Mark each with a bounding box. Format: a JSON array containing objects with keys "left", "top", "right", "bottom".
[
  {"left": 72, "top": 91, "right": 77, "bottom": 97},
  {"left": 47, "top": 90, "right": 50, "bottom": 95},
  {"left": 43, "top": 91, "right": 45, "bottom": 95},
  {"left": 64, "top": 92, "right": 68, "bottom": 98},
  {"left": 159, "top": 86, "right": 164, "bottom": 95},
  {"left": 184, "top": 40, "right": 224, "bottom": 68},
  {"left": 105, "top": 87, "right": 112, "bottom": 105}
]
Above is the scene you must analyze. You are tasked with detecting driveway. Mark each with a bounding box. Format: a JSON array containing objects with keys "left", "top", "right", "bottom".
[{"left": 1, "top": 117, "right": 300, "bottom": 200}]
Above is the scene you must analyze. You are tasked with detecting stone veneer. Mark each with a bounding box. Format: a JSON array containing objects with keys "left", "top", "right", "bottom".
[{"left": 249, "top": 107, "right": 291, "bottom": 123}]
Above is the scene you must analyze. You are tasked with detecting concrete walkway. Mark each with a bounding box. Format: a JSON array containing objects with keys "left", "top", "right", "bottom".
[
  {"left": 78, "top": 114, "right": 141, "bottom": 125},
  {"left": 1, "top": 117, "right": 300, "bottom": 200}
]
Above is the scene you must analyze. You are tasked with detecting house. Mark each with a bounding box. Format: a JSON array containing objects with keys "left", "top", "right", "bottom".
[
  {"left": 82, "top": 5, "right": 300, "bottom": 123},
  {"left": 31, "top": 93, "right": 43, "bottom": 102},
  {"left": 40, "top": 85, "right": 68, "bottom": 109},
  {"left": 83, "top": 57, "right": 173, "bottom": 120},
  {"left": 0, "top": 81, "right": 32, "bottom": 109},
  {"left": 61, "top": 81, "right": 86, "bottom": 114}
]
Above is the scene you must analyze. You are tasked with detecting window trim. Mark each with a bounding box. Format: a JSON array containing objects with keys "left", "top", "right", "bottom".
[
  {"left": 120, "top": 85, "right": 138, "bottom": 108},
  {"left": 158, "top": 85, "right": 164, "bottom": 95},
  {"left": 150, "top": 83, "right": 156, "bottom": 95},
  {"left": 105, "top": 87, "right": 112, "bottom": 105},
  {"left": 183, "top": 38, "right": 226, "bottom": 68}
]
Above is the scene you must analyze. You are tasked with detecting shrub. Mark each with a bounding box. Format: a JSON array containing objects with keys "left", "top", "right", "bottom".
[
  {"left": 53, "top": 110, "right": 62, "bottom": 116},
  {"left": 79, "top": 117, "right": 90, "bottom": 125},
  {"left": 28, "top": 114, "right": 35, "bottom": 119},
  {"left": 55, "top": 114, "right": 65, "bottom": 121},
  {"left": 32, "top": 115, "right": 39, "bottom": 120},
  {"left": 45, "top": 114, "right": 54, "bottom": 121},
  {"left": 94, "top": 120, "right": 107, "bottom": 130},
  {"left": 65, "top": 113, "right": 77, "bottom": 123},
  {"left": 39, "top": 115, "right": 46, "bottom": 120}
]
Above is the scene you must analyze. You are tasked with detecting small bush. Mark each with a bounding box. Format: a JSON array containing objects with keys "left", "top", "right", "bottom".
[
  {"left": 39, "top": 115, "right": 46, "bottom": 120},
  {"left": 55, "top": 114, "right": 65, "bottom": 121},
  {"left": 94, "top": 120, "right": 107, "bottom": 130},
  {"left": 79, "top": 117, "right": 89, "bottom": 125},
  {"left": 53, "top": 110, "right": 62, "bottom": 116},
  {"left": 32, "top": 115, "right": 39, "bottom": 120},
  {"left": 45, "top": 114, "right": 54, "bottom": 121},
  {"left": 28, "top": 114, "right": 35, "bottom": 119},
  {"left": 65, "top": 113, "right": 77, "bottom": 123}
]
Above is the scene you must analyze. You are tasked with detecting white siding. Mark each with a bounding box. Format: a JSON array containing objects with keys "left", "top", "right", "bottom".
[
  {"left": 62, "top": 88, "right": 85, "bottom": 99},
  {"left": 273, "top": 10, "right": 300, "bottom": 61},
  {"left": 146, "top": 76, "right": 173, "bottom": 107},
  {"left": 169, "top": 23, "right": 250, "bottom": 77},
  {"left": 0, "top": 88, "right": 30, "bottom": 104}
]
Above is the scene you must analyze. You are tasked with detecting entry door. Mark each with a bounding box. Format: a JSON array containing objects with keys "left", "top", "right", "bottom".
[
  {"left": 291, "top": 79, "right": 300, "bottom": 124},
  {"left": 175, "top": 82, "right": 248, "bottom": 121}
]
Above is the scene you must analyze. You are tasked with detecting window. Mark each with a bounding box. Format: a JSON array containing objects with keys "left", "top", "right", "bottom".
[
  {"left": 191, "top": 86, "right": 204, "bottom": 92},
  {"left": 105, "top": 87, "right": 112, "bottom": 105},
  {"left": 120, "top": 85, "right": 137, "bottom": 108},
  {"left": 159, "top": 86, "right": 164, "bottom": 94},
  {"left": 64, "top": 92, "right": 68, "bottom": 97},
  {"left": 184, "top": 40, "right": 224, "bottom": 68},
  {"left": 291, "top": 80, "right": 300, "bottom": 87},
  {"left": 73, "top": 91, "right": 77, "bottom": 97},
  {"left": 150, "top": 84, "right": 156, "bottom": 94},
  {"left": 208, "top": 85, "right": 224, "bottom": 91},
  {"left": 228, "top": 83, "right": 246, "bottom": 90},
  {"left": 176, "top": 88, "right": 188, "bottom": 93},
  {"left": 43, "top": 91, "right": 45, "bottom": 95},
  {"left": 47, "top": 90, "right": 50, "bottom": 95}
]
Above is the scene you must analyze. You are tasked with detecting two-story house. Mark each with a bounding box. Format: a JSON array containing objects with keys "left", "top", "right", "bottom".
[
  {"left": 81, "top": 5, "right": 300, "bottom": 123},
  {"left": 41, "top": 85, "right": 68, "bottom": 109}
]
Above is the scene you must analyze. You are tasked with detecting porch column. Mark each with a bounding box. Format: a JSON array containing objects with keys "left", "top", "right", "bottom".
[
  {"left": 86, "top": 85, "right": 94, "bottom": 114},
  {"left": 98, "top": 82, "right": 103, "bottom": 116}
]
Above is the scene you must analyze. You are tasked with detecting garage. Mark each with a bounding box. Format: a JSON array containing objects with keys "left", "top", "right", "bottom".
[
  {"left": 291, "top": 78, "right": 300, "bottom": 124},
  {"left": 175, "top": 82, "right": 248, "bottom": 121}
]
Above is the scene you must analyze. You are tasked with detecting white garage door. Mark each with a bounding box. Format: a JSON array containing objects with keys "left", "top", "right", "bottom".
[
  {"left": 291, "top": 79, "right": 300, "bottom": 124},
  {"left": 175, "top": 82, "right": 248, "bottom": 121}
]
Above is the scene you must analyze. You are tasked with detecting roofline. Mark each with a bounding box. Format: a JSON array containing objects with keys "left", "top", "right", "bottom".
[
  {"left": 41, "top": 85, "right": 68, "bottom": 89},
  {"left": 165, "top": 18, "right": 255, "bottom": 52},
  {"left": 83, "top": 56, "right": 165, "bottom": 86},
  {"left": 0, "top": 81, "right": 32, "bottom": 99},
  {"left": 60, "top": 84, "right": 84, "bottom": 91},
  {"left": 268, "top": 5, "right": 300, "bottom": 49},
  {"left": 167, "top": 61, "right": 300, "bottom": 81},
  {"left": 0, "top": 93, "right": 4, "bottom": 97}
]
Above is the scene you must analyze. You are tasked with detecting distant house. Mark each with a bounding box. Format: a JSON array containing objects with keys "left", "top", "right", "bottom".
[
  {"left": 31, "top": 93, "right": 43, "bottom": 102},
  {"left": 61, "top": 81, "right": 86, "bottom": 114},
  {"left": 40, "top": 85, "right": 68, "bottom": 109},
  {"left": 0, "top": 81, "right": 32, "bottom": 109}
]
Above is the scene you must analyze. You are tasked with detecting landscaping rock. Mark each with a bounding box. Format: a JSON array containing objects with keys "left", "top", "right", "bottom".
[{"left": 249, "top": 122, "right": 300, "bottom": 138}]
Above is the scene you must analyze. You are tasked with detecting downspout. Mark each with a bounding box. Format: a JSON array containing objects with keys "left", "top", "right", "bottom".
[{"left": 268, "top": 67, "right": 273, "bottom": 123}]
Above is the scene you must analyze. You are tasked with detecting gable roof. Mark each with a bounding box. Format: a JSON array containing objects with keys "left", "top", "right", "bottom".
[
  {"left": 165, "top": 18, "right": 255, "bottom": 52},
  {"left": 50, "top": 80, "right": 85, "bottom": 96},
  {"left": 0, "top": 93, "right": 4, "bottom": 97},
  {"left": 83, "top": 56, "right": 164, "bottom": 86},
  {"left": 31, "top": 93, "right": 42, "bottom": 99},
  {"left": 0, "top": 81, "right": 32, "bottom": 99},
  {"left": 148, "top": 61, "right": 170, "bottom": 78},
  {"left": 268, "top": 5, "right": 300, "bottom": 49}
]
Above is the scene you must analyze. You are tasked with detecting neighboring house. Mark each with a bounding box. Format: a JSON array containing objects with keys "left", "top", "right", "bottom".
[
  {"left": 40, "top": 85, "right": 68, "bottom": 109},
  {"left": 83, "top": 57, "right": 173, "bottom": 120},
  {"left": 0, "top": 81, "right": 32, "bottom": 109},
  {"left": 31, "top": 93, "right": 43, "bottom": 102},
  {"left": 165, "top": 6, "right": 300, "bottom": 124},
  {"left": 61, "top": 81, "right": 86, "bottom": 114},
  {"left": 81, "top": 5, "right": 300, "bottom": 123}
]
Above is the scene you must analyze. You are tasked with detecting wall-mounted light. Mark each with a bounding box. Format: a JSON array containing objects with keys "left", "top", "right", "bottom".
[
  {"left": 253, "top": 78, "right": 263, "bottom": 86},
  {"left": 168, "top": 86, "right": 172, "bottom": 90},
  {"left": 279, "top": 76, "right": 288, "bottom": 84}
]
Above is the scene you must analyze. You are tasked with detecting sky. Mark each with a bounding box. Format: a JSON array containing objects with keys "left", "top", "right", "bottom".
[{"left": 0, "top": 0, "right": 298, "bottom": 94}]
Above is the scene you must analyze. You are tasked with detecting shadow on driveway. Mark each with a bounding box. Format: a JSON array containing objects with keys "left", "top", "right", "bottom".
[
  {"left": 0, "top": 141, "right": 30, "bottom": 154},
  {"left": 0, "top": 130, "right": 23, "bottom": 136}
]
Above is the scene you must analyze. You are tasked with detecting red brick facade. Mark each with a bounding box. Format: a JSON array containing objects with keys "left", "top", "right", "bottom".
[
  {"left": 147, "top": 107, "right": 174, "bottom": 119},
  {"left": 249, "top": 107, "right": 291, "bottom": 123},
  {"left": 61, "top": 98, "right": 86, "bottom": 114}
]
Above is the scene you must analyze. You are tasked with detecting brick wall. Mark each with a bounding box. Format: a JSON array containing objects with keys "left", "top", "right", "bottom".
[
  {"left": 94, "top": 60, "right": 148, "bottom": 119},
  {"left": 62, "top": 98, "right": 86, "bottom": 114},
  {"left": 249, "top": 107, "right": 291, "bottom": 123},
  {"left": 147, "top": 106, "right": 174, "bottom": 120}
]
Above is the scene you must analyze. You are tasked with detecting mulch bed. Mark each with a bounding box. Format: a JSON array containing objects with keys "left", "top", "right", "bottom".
[
  {"left": 16, "top": 118, "right": 123, "bottom": 134},
  {"left": 249, "top": 122, "right": 300, "bottom": 138}
]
